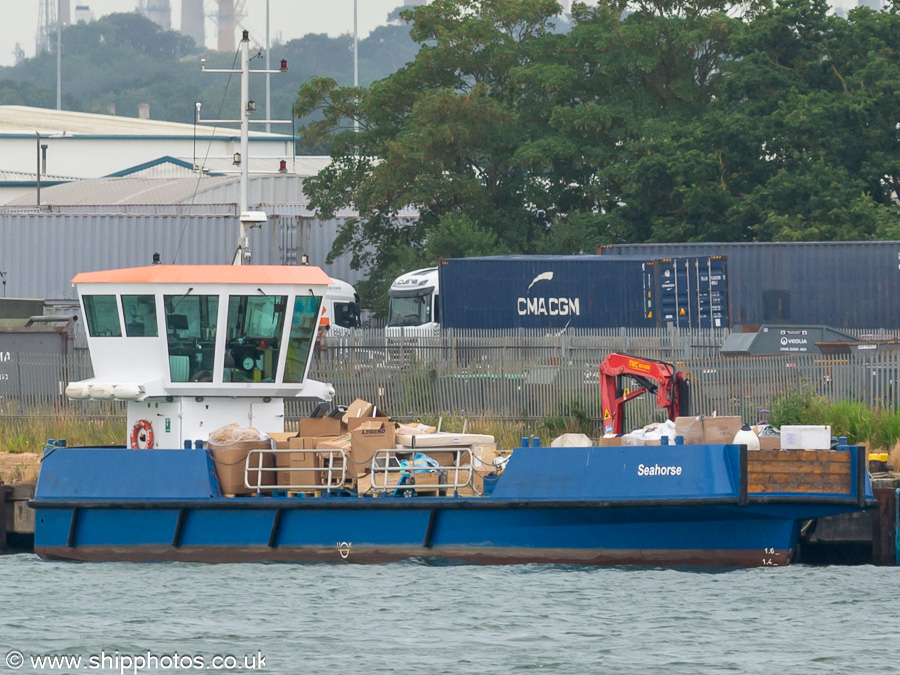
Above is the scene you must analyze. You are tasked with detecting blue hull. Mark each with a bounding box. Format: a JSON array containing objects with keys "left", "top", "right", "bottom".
[{"left": 31, "top": 445, "right": 874, "bottom": 567}]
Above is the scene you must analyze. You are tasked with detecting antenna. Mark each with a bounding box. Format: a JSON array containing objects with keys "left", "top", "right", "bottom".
[
  {"left": 36, "top": 0, "right": 57, "bottom": 55},
  {"left": 199, "top": 30, "right": 291, "bottom": 265}
]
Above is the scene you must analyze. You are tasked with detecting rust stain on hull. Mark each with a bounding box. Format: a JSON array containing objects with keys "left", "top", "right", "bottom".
[{"left": 35, "top": 545, "right": 793, "bottom": 567}]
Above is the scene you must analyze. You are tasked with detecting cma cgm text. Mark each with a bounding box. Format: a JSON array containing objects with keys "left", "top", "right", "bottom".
[{"left": 517, "top": 298, "right": 581, "bottom": 316}]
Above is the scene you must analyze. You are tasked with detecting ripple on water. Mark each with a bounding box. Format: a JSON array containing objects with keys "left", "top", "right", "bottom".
[{"left": 2, "top": 558, "right": 900, "bottom": 674}]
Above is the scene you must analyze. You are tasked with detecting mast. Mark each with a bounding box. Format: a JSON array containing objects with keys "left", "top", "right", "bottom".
[
  {"left": 199, "top": 30, "right": 290, "bottom": 264},
  {"left": 240, "top": 32, "right": 250, "bottom": 220}
]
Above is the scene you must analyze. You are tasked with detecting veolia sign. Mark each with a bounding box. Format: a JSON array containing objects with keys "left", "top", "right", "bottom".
[{"left": 779, "top": 329, "right": 809, "bottom": 352}]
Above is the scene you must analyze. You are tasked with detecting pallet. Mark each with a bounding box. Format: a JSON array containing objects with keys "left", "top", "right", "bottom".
[{"left": 748, "top": 449, "right": 853, "bottom": 495}]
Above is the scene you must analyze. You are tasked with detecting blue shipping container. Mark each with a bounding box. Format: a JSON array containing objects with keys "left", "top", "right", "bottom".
[
  {"left": 438, "top": 255, "right": 728, "bottom": 330},
  {"left": 599, "top": 241, "right": 900, "bottom": 329},
  {"left": 643, "top": 256, "right": 729, "bottom": 329}
]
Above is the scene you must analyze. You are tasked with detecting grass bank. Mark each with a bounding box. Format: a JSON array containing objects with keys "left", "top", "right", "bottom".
[
  {"left": 770, "top": 389, "right": 900, "bottom": 467},
  {"left": 0, "top": 414, "right": 125, "bottom": 454}
]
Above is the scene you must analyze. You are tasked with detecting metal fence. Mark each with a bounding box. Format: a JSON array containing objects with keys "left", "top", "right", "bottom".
[
  {"left": 0, "top": 350, "right": 125, "bottom": 419},
  {"left": 309, "top": 345, "right": 900, "bottom": 428},
  {"left": 5, "top": 336, "right": 900, "bottom": 433}
]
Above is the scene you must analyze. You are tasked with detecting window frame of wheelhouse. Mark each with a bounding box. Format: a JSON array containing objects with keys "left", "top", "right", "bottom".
[{"left": 81, "top": 290, "right": 322, "bottom": 386}]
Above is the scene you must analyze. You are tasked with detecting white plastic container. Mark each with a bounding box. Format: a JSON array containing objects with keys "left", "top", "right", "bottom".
[
  {"left": 780, "top": 425, "right": 832, "bottom": 450},
  {"left": 732, "top": 425, "right": 760, "bottom": 450}
]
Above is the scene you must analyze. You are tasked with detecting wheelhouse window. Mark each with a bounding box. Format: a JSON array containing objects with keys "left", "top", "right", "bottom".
[
  {"left": 284, "top": 295, "right": 322, "bottom": 383},
  {"left": 83, "top": 295, "right": 122, "bottom": 337},
  {"left": 164, "top": 294, "right": 218, "bottom": 383},
  {"left": 121, "top": 295, "right": 158, "bottom": 337},
  {"left": 223, "top": 294, "right": 287, "bottom": 383}
]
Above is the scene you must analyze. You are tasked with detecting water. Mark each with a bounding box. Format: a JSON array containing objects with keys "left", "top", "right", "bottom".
[{"left": 1, "top": 555, "right": 897, "bottom": 674}]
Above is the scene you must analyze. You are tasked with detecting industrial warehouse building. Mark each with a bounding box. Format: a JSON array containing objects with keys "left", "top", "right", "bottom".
[{"left": 0, "top": 105, "right": 397, "bottom": 300}]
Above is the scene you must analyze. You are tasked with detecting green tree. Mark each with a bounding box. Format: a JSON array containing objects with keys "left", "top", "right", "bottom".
[
  {"left": 597, "top": 0, "right": 900, "bottom": 243},
  {"left": 295, "top": 0, "right": 564, "bottom": 302},
  {"left": 296, "top": 0, "right": 754, "bottom": 299},
  {"left": 425, "top": 213, "right": 500, "bottom": 259},
  {"left": 0, "top": 79, "right": 59, "bottom": 108},
  {"left": 544, "top": 0, "right": 748, "bottom": 243},
  {"left": 298, "top": 0, "right": 900, "bottom": 295},
  {"left": 0, "top": 9, "right": 421, "bottom": 125}
]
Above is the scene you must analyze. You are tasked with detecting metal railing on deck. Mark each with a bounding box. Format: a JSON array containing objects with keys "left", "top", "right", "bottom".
[
  {"left": 369, "top": 448, "right": 475, "bottom": 493},
  {"left": 244, "top": 448, "right": 348, "bottom": 492}
]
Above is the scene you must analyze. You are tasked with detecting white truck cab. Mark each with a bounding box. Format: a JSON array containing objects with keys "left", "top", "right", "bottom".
[
  {"left": 323, "top": 278, "right": 361, "bottom": 336},
  {"left": 385, "top": 267, "right": 440, "bottom": 336}
]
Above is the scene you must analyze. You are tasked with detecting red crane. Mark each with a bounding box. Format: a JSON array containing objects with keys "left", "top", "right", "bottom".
[{"left": 599, "top": 353, "right": 690, "bottom": 436}]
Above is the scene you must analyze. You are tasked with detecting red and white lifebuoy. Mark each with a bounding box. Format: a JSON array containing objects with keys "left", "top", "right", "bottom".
[{"left": 130, "top": 419, "right": 155, "bottom": 449}]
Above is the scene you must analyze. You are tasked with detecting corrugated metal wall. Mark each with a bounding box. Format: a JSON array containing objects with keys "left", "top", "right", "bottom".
[
  {"left": 0, "top": 212, "right": 363, "bottom": 299},
  {"left": 600, "top": 242, "right": 900, "bottom": 329},
  {"left": 39, "top": 204, "right": 237, "bottom": 216},
  {"left": 190, "top": 174, "right": 307, "bottom": 209}
]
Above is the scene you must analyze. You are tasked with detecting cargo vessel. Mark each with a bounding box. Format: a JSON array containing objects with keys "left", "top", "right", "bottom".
[
  {"left": 29, "top": 261, "right": 874, "bottom": 566},
  {"left": 26, "top": 31, "right": 874, "bottom": 566}
]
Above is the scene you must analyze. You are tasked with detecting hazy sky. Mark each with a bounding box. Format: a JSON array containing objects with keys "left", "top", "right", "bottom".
[
  {"left": 0, "top": 0, "right": 416, "bottom": 67},
  {"left": 1, "top": 0, "right": 861, "bottom": 69}
]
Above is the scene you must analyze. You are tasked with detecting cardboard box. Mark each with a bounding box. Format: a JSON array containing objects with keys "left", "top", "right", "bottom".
[
  {"left": 209, "top": 440, "right": 274, "bottom": 495},
  {"left": 675, "top": 417, "right": 702, "bottom": 444},
  {"left": 346, "top": 414, "right": 392, "bottom": 433},
  {"left": 675, "top": 416, "right": 743, "bottom": 445},
  {"left": 421, "top": 450, "right": 459, "bottom": 468},
  {"left": 276, "top": 451, "right": 320, "bottom": 488},
  {"left": 343, "top": 398, "right": 375, "bottom": 424},
  {"left": 410, "top": 471, "right": 440, "bottom": 493},
  {"left": 283, "top": 436, "right": 353, "bottom": 487},
  {"left": 757, "top": 436, "right": 780, "bottom": 451},
  {"left": 316, "top": 434, "right": 352, "bottom": 451},
  {"left": 597, "top": 436, "right": 623, "bottom": 447},
  {"left": 357, "top": 474, "right": 373, "bottom": 496},
  {"left": 349, "top": 419, "right": 396, "bottom": 476},
  {"left": 288, "top": 435, "right": 343, "bottom": 450},
  {"left": 277, "top": 437, "right": 320, "bottom": 487},
  {"left": 321, "top": 449, "right": 349, "bottom": 488},
  {"left": 442, "top": 464, "right": 473, "bottom": 487},
  {"left": 370, "top": 470, "right": 404, "bottom": 490},
  {"left": 267, "top": 432, "right": 298, "bottom": 448},
  {"left": 298, "top": 416, "right": 344, "bottom": 438},
  {"left": 472, "top": 444, "right": 497, "bottom": 471},
  {"left": 703, "top": 417, "right": 744, "bottom": 443}
]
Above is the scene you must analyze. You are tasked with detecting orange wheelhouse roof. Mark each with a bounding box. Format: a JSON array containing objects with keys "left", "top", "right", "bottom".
[{"left": 72, "top": 265, "right": 333, "bottom": 286}]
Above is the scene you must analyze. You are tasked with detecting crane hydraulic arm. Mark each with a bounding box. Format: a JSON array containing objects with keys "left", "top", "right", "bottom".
[{"left": 599, "top": 353, "right": 690, "bottom": 436}]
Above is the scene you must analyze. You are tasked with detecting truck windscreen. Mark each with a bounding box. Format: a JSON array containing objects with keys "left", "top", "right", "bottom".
[
  {"left": 332, "top": 301, "right": 360, "bottom": 329},
  {"left": 387, "top": 293, "right": 432, "bottom": 327}
]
